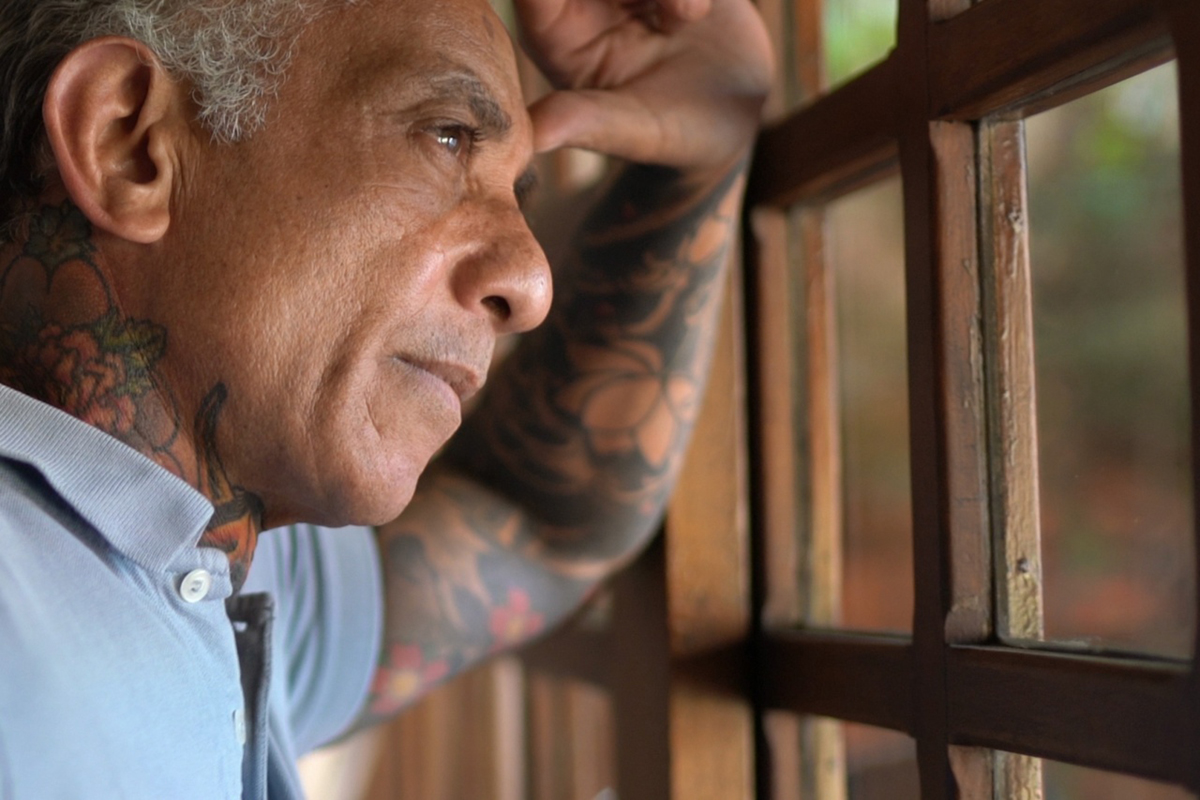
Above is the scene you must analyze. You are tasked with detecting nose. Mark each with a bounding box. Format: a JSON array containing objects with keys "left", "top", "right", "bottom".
[{"left": 452, "top": 198, "right": 553, "bottom": 335}]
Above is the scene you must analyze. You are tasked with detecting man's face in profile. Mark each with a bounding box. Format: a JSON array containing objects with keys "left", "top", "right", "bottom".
[{"left": 154, "top": 0, "right": 551, "bottom": 529}]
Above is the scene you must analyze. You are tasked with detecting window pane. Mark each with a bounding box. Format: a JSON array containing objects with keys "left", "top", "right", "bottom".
[
  {"left": 1026, "top": 62, "right": 1194, "bottom": 658},
  {"left": 826, "top": 177, "right": 913, "bottom": 632},
  {"left": 845, "top": 721, "right": 918, "bottom": 799},
  {"left": 528, "top": 673, "right": 616, "bottom": 800},
  {"left": 824, "top": 0, "right": 897, "bottom": 88},
  {"left": 769, "top": 714, "right": 918, "bottom": 799},
  {"left": 1041, "top": 755, "right": 1193, "bottom": 800}
]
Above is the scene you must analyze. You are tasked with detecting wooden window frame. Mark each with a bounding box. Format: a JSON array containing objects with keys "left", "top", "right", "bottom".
[
  {"left": 355, "top": 1, "right": 1200, "bottom": 797},
  {"left": 748, "top": 0, "right": 1200, "bottom": 796}
]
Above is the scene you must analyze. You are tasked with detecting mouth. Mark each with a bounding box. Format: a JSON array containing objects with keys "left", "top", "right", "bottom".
[{"left": 395, "top": 356, "right": 485, "bottom": 405}]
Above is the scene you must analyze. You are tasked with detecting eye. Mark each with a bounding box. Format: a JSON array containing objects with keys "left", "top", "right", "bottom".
[{"left": 431, "top": 123, "right": 480, "bottom": 159}]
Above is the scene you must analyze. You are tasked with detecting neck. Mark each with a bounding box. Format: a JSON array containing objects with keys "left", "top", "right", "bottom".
[{"left": 0, "top": 199, "right": 263, "bottom": 588}]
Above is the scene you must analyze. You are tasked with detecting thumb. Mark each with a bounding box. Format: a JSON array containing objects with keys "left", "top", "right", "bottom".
[
  {"left": 661, "top": 0, "right": 713, "bottom": 22},
  {"left": 529, "top": 90, "right": 674, "bottom": 165}
]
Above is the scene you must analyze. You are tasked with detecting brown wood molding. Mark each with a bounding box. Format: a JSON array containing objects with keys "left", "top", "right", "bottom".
[
  {"left": 946, "top": 645, "right": 1194, "bottom": 786},
  {"left": 929, "top": 0, "right": 1172, "bottom": 120},
  {"left": 757, "top": 630, "right": 914, "bottom": 733},
  {"left": 748, "top": 58, "right": 900, "bottom": 209},
  {"left": 520, "top": 624, "right": 613, "bottom": 688}
]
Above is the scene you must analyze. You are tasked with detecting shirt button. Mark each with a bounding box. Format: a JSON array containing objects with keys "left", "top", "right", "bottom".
[
  {"left": 179, "top": 569, "right": 212, "bottom": 603},
  {"left": 234, "top": 707, "right": 247, "bottom": 746}
]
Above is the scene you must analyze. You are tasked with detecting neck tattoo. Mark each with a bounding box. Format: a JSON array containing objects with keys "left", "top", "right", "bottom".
[{"left": 0, "top": 200, "right": 263, "bottom": 589}]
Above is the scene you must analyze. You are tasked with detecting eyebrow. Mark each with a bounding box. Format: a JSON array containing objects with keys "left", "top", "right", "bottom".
[
  {"left": 411, "top": 65, "right": 536, "bottom": 207},
  {"left": 418, "top": 68, "right": 512, "bottom": 140}
]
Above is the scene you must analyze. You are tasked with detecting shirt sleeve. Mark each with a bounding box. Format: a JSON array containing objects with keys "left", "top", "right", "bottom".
[{"left": 242, "top": 523, "right": 383, "bottom": 755}]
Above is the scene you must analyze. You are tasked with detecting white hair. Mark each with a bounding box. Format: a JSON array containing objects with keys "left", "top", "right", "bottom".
[{"left": 0, "top": 0, "right": 352, "bottom": 221}]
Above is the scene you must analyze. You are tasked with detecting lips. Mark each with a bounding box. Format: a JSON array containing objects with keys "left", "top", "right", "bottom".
[{"left": 396, "top": 356, "right": 485, "bottom": 405}]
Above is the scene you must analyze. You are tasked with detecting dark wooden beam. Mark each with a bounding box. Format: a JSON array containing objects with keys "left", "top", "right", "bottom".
[
  {"left": 748, "top": 58, "right": 900, "bottom": 209},
  {"left": 929, "top": 0, "right": 1172, "bottom": 120},
  {"left": 946, "top": 645, "right": 1194, "bottom": 786},
  {"left": 757, "top": 630, "right": 914, "bottom": 733},
  {"left": 520, "top": 625, "right": 613, "bottom": 689}
]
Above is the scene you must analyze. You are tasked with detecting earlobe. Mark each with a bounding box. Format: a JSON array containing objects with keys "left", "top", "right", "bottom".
[{"left": 43, "top": 37, "right": 187, "bottom": 244}]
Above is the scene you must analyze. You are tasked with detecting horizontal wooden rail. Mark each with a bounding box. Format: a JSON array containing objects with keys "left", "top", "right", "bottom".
[
  {"left": 929, "top": 0, "right": 1172, "bottom": 120},
  {"left": 748, "top": 58, "right": 900, "bottom": 209},
  {"left": 946, "top": 645, "right": 1195, "bottom": 786},
  {"left": 520, "top": 624, "right": 612, "bottom": 688},
  {"left": 757, "top": 630, "right": 914, "bottom": 733}
]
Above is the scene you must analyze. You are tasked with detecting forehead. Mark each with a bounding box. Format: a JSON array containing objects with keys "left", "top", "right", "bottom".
[{"left": 306, "top": 0, "right": 526, "bottom": 111}]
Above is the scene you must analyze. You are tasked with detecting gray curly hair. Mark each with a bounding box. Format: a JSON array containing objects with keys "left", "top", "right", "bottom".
[{"left": 0, "top": 0, "right": 349, "bottom": 221}]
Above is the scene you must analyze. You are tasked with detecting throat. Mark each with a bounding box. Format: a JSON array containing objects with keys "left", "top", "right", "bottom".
[
  {"left": 192, "top": 383, "right": 265, "bottom": 590},
  {"left": 199, "top": 496, "right": 265, "bottom": 591}
]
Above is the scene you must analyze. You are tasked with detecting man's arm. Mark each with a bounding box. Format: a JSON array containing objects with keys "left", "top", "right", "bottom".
[{"left": 358, "top": 0, "right": 772, "bottom": 724}]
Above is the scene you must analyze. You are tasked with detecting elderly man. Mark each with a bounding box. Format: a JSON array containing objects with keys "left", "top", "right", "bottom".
[{"left": 0, "top": 0, "right": 770, "bottom": 795}]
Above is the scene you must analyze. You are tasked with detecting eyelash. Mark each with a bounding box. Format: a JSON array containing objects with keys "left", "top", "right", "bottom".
[{"left": 431, "top": 123, "right": 483, "bottom": 160}]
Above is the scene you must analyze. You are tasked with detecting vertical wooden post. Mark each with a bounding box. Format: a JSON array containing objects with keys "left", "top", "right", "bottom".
[
  {"left": 663, "top": 253, "right": 755, "bottom": 800},
  {"left": 610, "top": 541, "right": 672, "bottom": 800},
  {"left": 897, "top": 0, "right": 993, "bottom": 796},
  {"left": 1167, "top": 0, "right": 1200, "bottom": 794},
  {"left": 978, "top": 119, "right": 1045, "bottom": 800}
]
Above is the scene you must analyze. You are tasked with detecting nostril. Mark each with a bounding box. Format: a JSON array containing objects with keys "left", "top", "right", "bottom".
[{"left": 482, "top": 295, "right": 511, "bottom": 322}]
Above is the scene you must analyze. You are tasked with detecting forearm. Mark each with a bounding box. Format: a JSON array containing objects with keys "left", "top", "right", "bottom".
[
  {"left": 356, "top": 161, "right": 749, "bottom": 726},
  {"left": 444, "top": 158, "right": 747, "bottom": 567}
]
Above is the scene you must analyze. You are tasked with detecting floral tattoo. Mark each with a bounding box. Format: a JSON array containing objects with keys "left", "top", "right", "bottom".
[
  {"left": 0, "top": 201, "right": 264, "bottom": 588},
  {"left": 362, "top": 164, "right": 745, "bottom": 722}
]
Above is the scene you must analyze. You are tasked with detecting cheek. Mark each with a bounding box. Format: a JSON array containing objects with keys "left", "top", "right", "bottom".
[{"left": 299, "top": 362, "right": 461, "bottom": 525}]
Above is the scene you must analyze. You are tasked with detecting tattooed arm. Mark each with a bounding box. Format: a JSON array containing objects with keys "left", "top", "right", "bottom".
[{"left": 359, "top": 0, "right": 772, "bottom": 721}]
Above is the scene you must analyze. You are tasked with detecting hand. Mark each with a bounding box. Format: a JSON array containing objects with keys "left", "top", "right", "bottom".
[{"left": 514, "top": 0, "right": 774, "bottom": 175}]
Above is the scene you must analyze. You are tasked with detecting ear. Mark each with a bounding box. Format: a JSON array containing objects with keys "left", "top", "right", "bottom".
[{"left": 43, "top": 37, "right": 189, "bottom": 244}]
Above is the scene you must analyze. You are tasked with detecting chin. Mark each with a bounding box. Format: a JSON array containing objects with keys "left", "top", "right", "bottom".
[
  {"left": 328, "top": 449, "right": 429, "bottom": 527},
  {"left": 259, "top": 439, "right": 433, "bottom": 531},
  {"left": 258, "top": 370, "right": 459, "bottom": 529}
]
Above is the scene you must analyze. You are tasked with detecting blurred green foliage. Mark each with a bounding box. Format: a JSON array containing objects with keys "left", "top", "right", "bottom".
[
  {"left": 823, "top": 0, "right": 897, "bottom": 86},
  {"left": 1026, "top": 63, "right": 1192, "bottom": 660}
]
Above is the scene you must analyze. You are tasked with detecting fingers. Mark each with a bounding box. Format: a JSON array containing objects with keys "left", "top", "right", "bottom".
[
  {"left": 660, "top": 0, "right": 712, "bottom": 22},
  {"left": 511, "top": 0, "right": 571, "bottom": 36},
  {"left": 620, "top": 0, "right": 714, "bottom": 31},
  {"left": 530, "top": 90, "right": 670, "bottom": 164},
  {"left": 516, "top": 0, "right": 713, "bottom": 36}
]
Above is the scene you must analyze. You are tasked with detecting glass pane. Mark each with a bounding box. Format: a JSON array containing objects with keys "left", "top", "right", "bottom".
[
  {"left": 528, "top": 673, "right": 616, "bottom": 800},
  {"left": 1026, "top": 62, "right": 1194, "bottom": 658},
  {"left": 845, "top": 721, "right": 919, "bottom": 799},
  {"left": 824, "top": 0, "right": 898, "bottom": 88},
  {"left": 770, "top": 715, "right": 918, "bottom": 799},
  {"left": 1042, "top": 755, "right": 1194, "bottom": 800},
  {"left": 828, "top": 177, "right": 913, "bottom": 632}
]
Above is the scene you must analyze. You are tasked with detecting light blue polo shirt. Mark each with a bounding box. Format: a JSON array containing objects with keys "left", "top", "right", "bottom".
[{"left": 0, "top": 385, "right": 383, "bottom": 798}]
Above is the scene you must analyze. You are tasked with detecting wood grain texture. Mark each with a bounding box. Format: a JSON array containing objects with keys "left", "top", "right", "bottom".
[
  {"left": 666, "top": 258, "right": 751, "bottom": 658},
  {"left": 978, "top": 120, "right": 1046, "bottom": 646},
  {"left": 929, "top": 0, "right": 1171, "bottom": 119},
  {"left": 664, "top": 234, "right": 754, "bottom": 799},
  {"left": 748, "top": 208, "right": 805, "bottom": 630},
  {"left": 363, "top": 662, "right": 519, "bottom": 800},
  {"left": 946, "top": 645, "right": 1193, "bottom": 786},
  {"left": 527, "top": 672, "right": 617, "bottom": 800},
  {"left": 748, "top": 58, "right": 900, "bottom": 209},
  {"left": 797, "top": 207, "right": 843, "bottom": 632},
  {"left": 896, "top": 0, "right": 977, "bottom": 793},
  {"left": 929, "top": 120, "right": 992, "bottom": 645}
]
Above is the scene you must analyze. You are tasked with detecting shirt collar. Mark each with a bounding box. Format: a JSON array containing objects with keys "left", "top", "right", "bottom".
[{"left": 0, "top": 384, "right": 214, "bottom": 573}]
